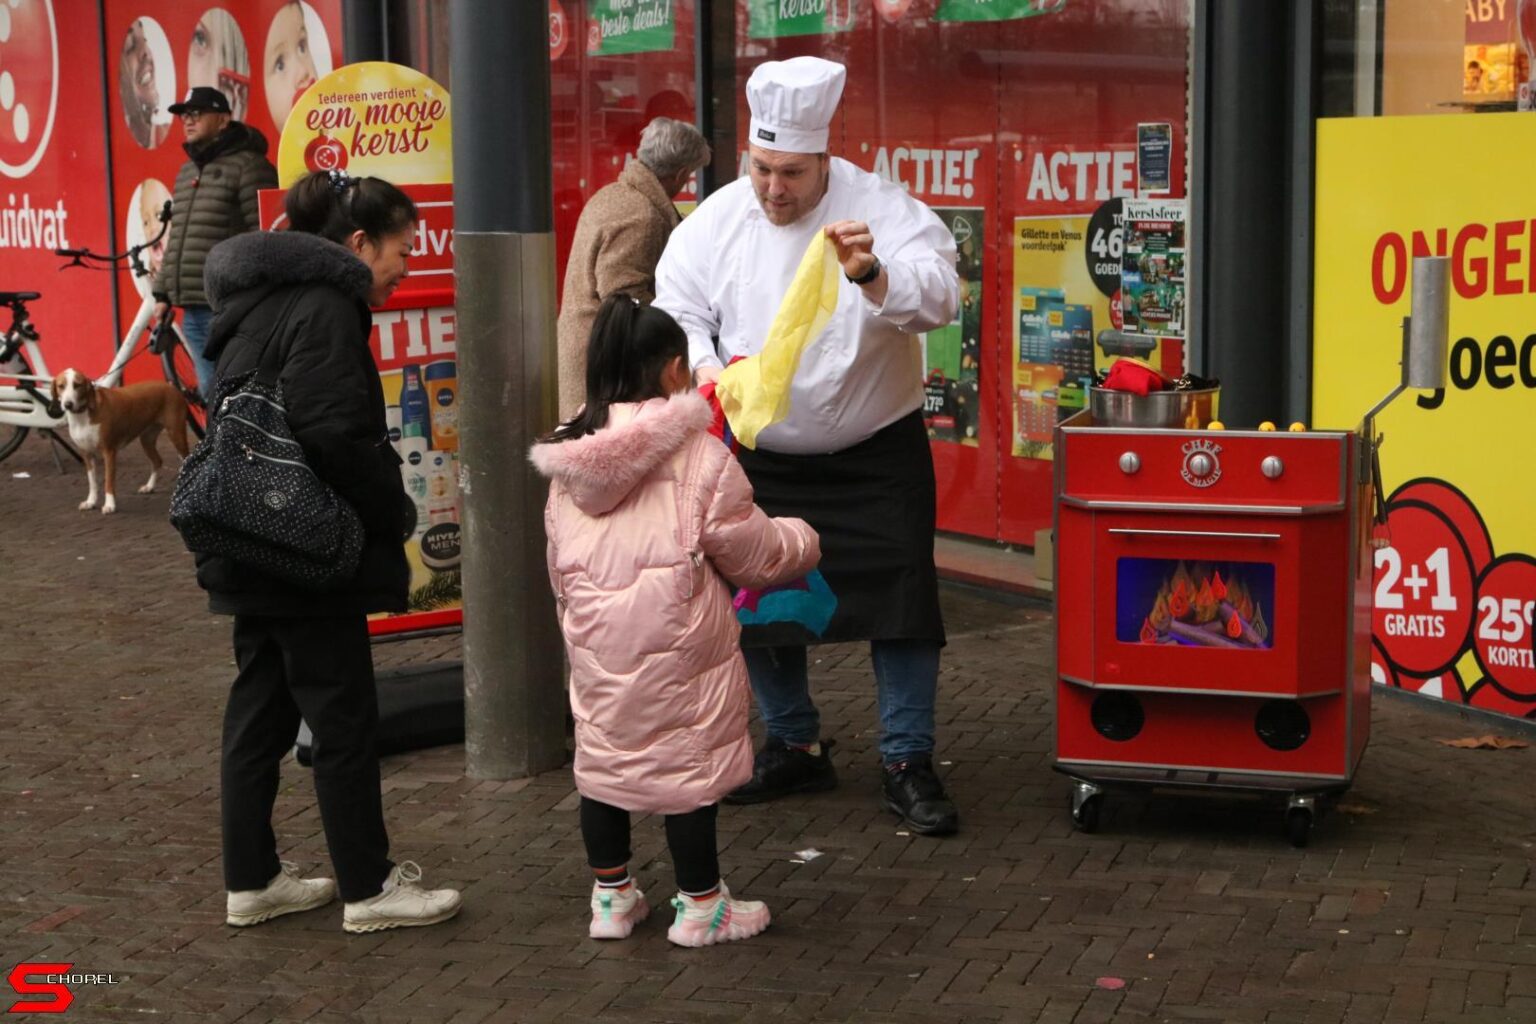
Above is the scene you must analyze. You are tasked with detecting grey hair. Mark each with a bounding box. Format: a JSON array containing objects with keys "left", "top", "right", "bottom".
[{"left": 637, "top": 117, "right": 711, "bottom": 180}]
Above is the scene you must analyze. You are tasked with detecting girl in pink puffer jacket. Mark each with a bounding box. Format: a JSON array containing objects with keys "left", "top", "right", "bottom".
[{"left": 531, "top": 295, "right": 820, "bottom": 947}]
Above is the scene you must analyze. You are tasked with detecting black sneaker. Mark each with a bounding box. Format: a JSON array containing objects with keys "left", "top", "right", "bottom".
[
  {"left": 724, "top": 736, "right": 838, "bottom": 805},
  {"left": 882, "top": 754, "right": 959, "bottom": 836}
]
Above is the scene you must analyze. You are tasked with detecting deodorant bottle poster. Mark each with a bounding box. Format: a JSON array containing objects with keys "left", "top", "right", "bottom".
[{"left": 261, "top": 61, "right": 459, "bottom": 635}]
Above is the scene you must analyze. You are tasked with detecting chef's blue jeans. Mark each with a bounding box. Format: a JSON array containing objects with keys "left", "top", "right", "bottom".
[
  {"left": 179, "top": 304, "right": 217, "bottom": 402},
  {"left": 743, "top": 639, "right": 940, "bottom": 764}
]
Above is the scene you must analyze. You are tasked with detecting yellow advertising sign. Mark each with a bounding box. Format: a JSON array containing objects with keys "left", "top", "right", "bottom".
[
  {"left": 1011, "top": 213, "right": 1181, "bottom": 460},
  {"left": 1314, "top": 113, "right": 1536, "bottom": 718},
  {"left": 277, "top": 62, "right": 451, "bottom": 187},
  {"left": 1012, "top": 215, "right": 1107, "bottom": 461}
]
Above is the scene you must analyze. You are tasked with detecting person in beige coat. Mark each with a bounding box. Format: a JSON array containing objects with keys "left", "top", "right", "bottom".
[{"left": 556, "top": 118, "right": 711, "bottom": 419}]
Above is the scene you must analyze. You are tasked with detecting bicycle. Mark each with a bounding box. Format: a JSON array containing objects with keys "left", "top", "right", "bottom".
[{"left": 0, "top": 200, "right": 209, "bottom": 463}]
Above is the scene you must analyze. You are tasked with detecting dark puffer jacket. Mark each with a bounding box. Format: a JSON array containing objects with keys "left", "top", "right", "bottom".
[
  {"left": 153, "top": 122, "right": 277, "bottom": 308},
  {"left": 197, "top": 230, "right": 409, "bottom": 618}
]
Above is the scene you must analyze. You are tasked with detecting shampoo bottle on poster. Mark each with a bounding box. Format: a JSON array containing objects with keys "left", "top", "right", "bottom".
[
  {"left": 400, "top": 364, "right": 430, "bottom": 447},
  {"left": 424, "top": 361, "right": 458, "bottom": 452},
  {"left": 399, "top": 426, "right": 431, "bottom": 539}
]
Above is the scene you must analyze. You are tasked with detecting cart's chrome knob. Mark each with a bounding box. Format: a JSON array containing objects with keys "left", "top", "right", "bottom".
[
  {"left": 1187, "top": 452, "right": 1215, "bottom": 478},
  {"left": 1118, "top": 451, "right": 1141, "bottom": 475},
  {"left": 1262, "top": 456, "right": 1284, "bottom": 479}
]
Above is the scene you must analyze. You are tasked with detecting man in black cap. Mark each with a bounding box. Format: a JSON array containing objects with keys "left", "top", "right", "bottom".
[{"left": 153, "top": 86, "right": 278, "bottom": 400}]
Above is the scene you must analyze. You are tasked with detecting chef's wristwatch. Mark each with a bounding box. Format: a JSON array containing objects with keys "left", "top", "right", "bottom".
[{"left": 847, "top": 255, "right": 882, "bottom": 286}]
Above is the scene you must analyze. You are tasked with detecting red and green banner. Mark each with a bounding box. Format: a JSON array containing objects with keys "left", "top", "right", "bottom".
[
  {"left": 588, "top": 0, "right": 677, "bottom": 55},
  {"left": 748, "top": 0, "right": 855, "bottom": 39},
  {"left": 935, "top": 0, "right": 1068, "bottom": 23}
]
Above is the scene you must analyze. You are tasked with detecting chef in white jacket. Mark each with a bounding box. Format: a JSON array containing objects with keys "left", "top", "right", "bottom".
[{"left": 654, "top": 56, "right": 961, "bottom": 836}]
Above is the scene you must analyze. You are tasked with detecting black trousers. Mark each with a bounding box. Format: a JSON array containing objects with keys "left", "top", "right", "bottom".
[
  {"left": 223, "top": 614, "right": 393, "bottom": 902},
  {"left": 579, "top": 797, "right": 719, "bottom": 894}
]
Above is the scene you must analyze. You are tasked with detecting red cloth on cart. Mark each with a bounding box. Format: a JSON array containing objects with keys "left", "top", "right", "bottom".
[{"left": 1102, "top": 359, "right": 1166, "bottom": 396}]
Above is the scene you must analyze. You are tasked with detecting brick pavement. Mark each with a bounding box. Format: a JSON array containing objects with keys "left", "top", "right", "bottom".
[{"left": 3, "top": 438, "right": 1535, "bottom": 1024}]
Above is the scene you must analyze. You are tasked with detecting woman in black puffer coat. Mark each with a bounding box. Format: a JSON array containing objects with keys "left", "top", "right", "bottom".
[{"left": 200, "top": 171, "right": 461, "bottom": 934}]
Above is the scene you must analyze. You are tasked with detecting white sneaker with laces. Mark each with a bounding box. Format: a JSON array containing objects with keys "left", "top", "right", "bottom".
[
  {"left": 226, "top": 862, "right": 337, "bottom": 927},
  {"left": 342, "top": 861, "right": 461, "bottom": 934},
  {"left": 588, "top": 882, "right": 649, "bottom": 939},
  {"left": 666, "top": 881, "right": 770, "bottom": 947}
]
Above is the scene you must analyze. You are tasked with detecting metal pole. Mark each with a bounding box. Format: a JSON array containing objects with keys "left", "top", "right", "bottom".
[
  {"left": 450, "top": 0, "right": 566, "bottom": 779},
  {"left": 1190, "top": 0, "right": 1289, "bottom": 427},
  {"left": 1284, "top": 0, "right": 1318, "bottom": 427},
  {"left": 695, "top": 0, "right": 737, "bottom": 197},
  {"left": 693, "top": 0, "right": 716, "bottom": 196},
  {"left": 343, "top": 0, "right": 387, "bottom": 63}
]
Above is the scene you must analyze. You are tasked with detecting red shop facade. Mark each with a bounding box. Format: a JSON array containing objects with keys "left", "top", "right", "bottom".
[
  {"left": 6, "top": 0, "right": 1190, "bottom": 556},
  {"left": 538, "top": 0, "right": 1193, "bottom": 551}
]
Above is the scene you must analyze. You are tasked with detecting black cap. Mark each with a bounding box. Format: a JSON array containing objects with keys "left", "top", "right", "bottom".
[{"left": 168, "top": 86, "right": 232, "bottom": 116}]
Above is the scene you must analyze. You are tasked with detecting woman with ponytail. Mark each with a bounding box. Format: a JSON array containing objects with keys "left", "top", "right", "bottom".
[
  {"left": 198, "top": 170, "right": 461, "bottom": 935},
  {"left": 531, "top": 294, "right": 821, "bottom": 946}
]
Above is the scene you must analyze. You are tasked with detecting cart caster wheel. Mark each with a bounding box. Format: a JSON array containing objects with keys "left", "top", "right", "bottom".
[
  {"left": 1073, "top": 794, "right": 1103, "bottom": 833},
  {"left": 1285, "top": 808, "right": 1312, "bottom": 848}
]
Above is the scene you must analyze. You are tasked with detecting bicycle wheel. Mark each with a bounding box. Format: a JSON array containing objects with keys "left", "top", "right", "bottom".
[
  {"left": 161, "top": 334, "right": 208, "bottom": 439},
  {"left": 0, "top": 422, "right": 27, "bottom": 462},
  {"left": 0, "top": 347, "right": 34, "bottom": 461}
]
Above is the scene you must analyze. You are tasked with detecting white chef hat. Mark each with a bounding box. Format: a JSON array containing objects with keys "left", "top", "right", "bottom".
[{"left": 746, "top": 57, "right": 846, "bottom": 154}]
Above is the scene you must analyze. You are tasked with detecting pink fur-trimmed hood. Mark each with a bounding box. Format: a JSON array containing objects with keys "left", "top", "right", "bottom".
[{"left": 530, "top": 391, "right": 714, "bottom": 516}]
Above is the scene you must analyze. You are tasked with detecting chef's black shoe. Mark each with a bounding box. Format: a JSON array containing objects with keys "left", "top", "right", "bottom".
[
  {"left": 724, "top": 736, "right": 838, "bottom": 805},
  {"left": 882, "top": 754, "right": 959, "bottom": 836}
]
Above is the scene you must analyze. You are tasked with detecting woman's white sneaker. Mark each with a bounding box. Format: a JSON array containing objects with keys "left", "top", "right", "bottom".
[
  {"left": 226, "top": 862, "right": 337, "bottom": 927},
  {"left": 342, "top": 861, "right": 462, "bottom": 934}
]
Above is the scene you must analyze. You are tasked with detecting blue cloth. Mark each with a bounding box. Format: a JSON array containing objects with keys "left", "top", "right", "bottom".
[
  {"left": 179, "top": 304, "right": 217, "bottom": 402},
  {"left": 734, "top": 569, "right": 837, "bottom": 637},
  {"left": 743, "top": 637, "right": 941, "bottom": 764}
]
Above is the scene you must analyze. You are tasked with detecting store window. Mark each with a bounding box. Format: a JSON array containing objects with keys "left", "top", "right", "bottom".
[
  {"left": 1325, "top": 0, "right": 1535, "bottom": 117},
  {"left": 548, "top": 2, "right": 699, "bottom": 277},
  {"left": 735, "top": 1, "right": 1191, "bottom": 545},
  {"left": 393, "top": 1, "right": 1194, "bottom": 549}
]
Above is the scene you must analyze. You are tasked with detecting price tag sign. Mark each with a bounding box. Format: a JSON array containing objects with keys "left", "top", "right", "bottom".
[
  {"left": 1473, "top": 555, "right": 1536, "bottom": 698},
  {"left": 1084, "top": 199, "right": 1123, "bottom": 299},
  {"left": 1374, "top": 502, "right": 1476, "bottom": 677}
]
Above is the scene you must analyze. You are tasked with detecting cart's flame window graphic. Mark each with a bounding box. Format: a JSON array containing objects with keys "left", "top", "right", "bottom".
[{"left": 1117, "top": 559, "right": 1276, "bottom": 649}]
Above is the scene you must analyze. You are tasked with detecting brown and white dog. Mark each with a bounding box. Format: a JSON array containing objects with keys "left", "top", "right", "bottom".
[{"left": 49, "top": 369, "right": 191, "bottom": 514}]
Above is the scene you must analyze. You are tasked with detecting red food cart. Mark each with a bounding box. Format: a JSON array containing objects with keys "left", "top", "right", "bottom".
[
  {"left": 1053, "top": 418, "right": 1373, "bottom": 846},
  {"left": 1051, "top": 259, "right": 1449, "bottom": 847}
]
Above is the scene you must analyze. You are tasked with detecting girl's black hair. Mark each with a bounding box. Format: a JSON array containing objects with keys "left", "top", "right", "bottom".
[
  {"left": 543, "top": 294, "right": 689, "bottom": 443},
  {"left": 284, "top": 170, "right": 418, "bottom": 245}
]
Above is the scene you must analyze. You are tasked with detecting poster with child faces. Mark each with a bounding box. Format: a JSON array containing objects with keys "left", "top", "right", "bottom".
[
  {"left": 263, "top": 1, "right": 331, "bottom": 133},
  {"left": 187, "top": 7, "right": 250, "bottom": 121},
  {"left": 124, "top": 177, "right": 172, "bottom": 296},
  {"left": 118, "top": 16, "right": 175, "bottom": 149},
  {"left": 100, "top": 2, "right": 345, "bottom": 388}
]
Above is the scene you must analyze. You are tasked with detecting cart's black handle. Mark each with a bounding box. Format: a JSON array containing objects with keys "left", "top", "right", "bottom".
[{"left": 1370, "top": 433, "right": 1388, "bottom": 526}]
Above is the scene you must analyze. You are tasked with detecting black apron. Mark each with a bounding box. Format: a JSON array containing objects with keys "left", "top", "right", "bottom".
[{"left": 736, "top": 410, "right": 945, "bottom": 648}]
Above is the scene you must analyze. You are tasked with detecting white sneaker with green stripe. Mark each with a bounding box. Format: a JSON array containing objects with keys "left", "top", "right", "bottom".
[
  {"left": 588, "top": 882, "right": 649, "bottom": 939},
  {"left": 666, "top": 882, "right": 770, "bottom": 947}
]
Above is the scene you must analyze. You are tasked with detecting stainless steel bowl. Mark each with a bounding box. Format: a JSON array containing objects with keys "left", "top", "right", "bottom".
[{"left": 1089, "top": 386, "right": 1220, "bottom": 429}]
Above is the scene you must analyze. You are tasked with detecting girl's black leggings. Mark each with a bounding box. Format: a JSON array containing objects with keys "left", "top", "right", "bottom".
[{"left": 579, "top": 797, "right": 720, "bottom": 894}]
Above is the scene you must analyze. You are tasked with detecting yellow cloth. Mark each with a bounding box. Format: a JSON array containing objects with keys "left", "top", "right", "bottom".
[{"left": 715, "top": 235, "right": 840, "bottom": 449}]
